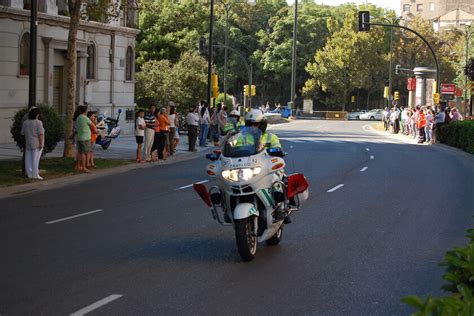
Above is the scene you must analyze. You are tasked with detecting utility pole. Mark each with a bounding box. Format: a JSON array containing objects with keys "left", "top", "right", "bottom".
[
  {"left": 463, "top": 28, "right": 472, "bottom": 118},
  {"left": 28, "top": 0, "right": 38, "bottom": 108},
  {"left": 207, "top": 0, "right": 215, "bottom": 108},
  {"left": 290, "top": 0, "right": 298, "bottom": 115}
]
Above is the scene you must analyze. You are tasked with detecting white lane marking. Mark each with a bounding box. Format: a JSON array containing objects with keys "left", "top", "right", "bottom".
[
  {"left": 45, "top": 209, "right": 103, "bottom": 225},
  {"left": 370, "top": 155, "right": 374, "bottom": 159},
  {"left": 360, "top": 166, "right": 368, "bottom": 172},
  {"left": 365, "top": 147, "right": 370, "bottom": 151},
  {"left": 176, "top": 180, "right": 209, "bottom": 190},
  {"left": 70, "top": 294, "right": 123, "bottom": 316},
  {"left": 327, "top": 184, "right": 344, "bottom": 193}
]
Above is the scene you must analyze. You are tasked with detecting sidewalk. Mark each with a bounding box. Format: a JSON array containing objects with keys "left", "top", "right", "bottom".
[
  {"left": 0, "top": 134, "right": 213, "bottom": 199},
  {"left": 0, "top": 133, "right": 208, "bottom": 161}
]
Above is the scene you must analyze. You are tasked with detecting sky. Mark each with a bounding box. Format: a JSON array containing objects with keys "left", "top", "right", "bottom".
[{"left": 286, "top": 0, "right": 401, "bottom": 15}]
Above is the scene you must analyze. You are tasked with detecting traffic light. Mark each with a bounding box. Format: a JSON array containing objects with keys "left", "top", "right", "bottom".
[
  {"left": 211, "top": 73, "right": 219, "bottom": 98},
  {"left": 383, "top": 86, "right": 389, "bottom": 99},
  {"left": 394, "top": 91, "right": 399, "bottom": 101},
  {"left": 358, "top": 11, "right": 370, "bottom": 32},
  {"left": 433, "top": 93, "right": 440, "bottom": 105},
  {"left": 243, "top": 84, "right": 249, "bottom": 96},
  {"left": 251, "top": 85, "right": 256, "bottom": 96},
  {"left": 395, "top": 64, "right": 400, "bottom": 75},
  {"left": 432, "top": 80, "right": 437, "bottom": 94},
  {"left": 351, "top": 96, "right": 356, "bottom": 103}
]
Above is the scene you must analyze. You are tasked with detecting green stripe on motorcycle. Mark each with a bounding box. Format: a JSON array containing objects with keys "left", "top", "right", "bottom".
[{"left": 261, "top": 189, "right": 273, "bottom": 206}]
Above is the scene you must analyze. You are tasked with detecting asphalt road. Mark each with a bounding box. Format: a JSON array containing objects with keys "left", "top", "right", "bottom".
[{"left": 1, "top": 120, "right": 473, "bottom": 315}]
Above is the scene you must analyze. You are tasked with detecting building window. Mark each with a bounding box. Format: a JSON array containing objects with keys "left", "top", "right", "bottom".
[
  {"left": 125, "top": 46, "right": 134, "bottom": 81},
  {"left": 429, "top": 3, "right": 435, "bottom": 11},
  {"left": 125, "top": 0, "right": 138, "bottom": 28},
  {"left": 19, "top": 32, "right": 30, "bottom": 76},
  {"left": 0, "top": 0, "right": 11, "bottom": 6},
  {"left": 23, "top": 0, "right": 30, "bottom": 9},
  {"left": 86, "top": 43, "right": 96, "bottom": 79},
  {"left": 403, "top": 4, "right": 411, "bottom": 12},
  {"left": 417, "top": 4, "right": 423, "bottom": 11}
]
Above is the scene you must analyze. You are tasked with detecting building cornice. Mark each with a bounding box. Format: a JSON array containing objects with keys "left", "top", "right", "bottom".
[{"left": 0, "top": 6, "right": 140, "bottom": 37}]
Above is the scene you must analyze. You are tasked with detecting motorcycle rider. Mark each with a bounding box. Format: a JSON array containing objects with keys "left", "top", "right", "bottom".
[
  {"left": 223, "top": 110, "right": 244, "bottom": 134},
  {"left": 241, "top": 109, "right": 291, "bottom": 223}
]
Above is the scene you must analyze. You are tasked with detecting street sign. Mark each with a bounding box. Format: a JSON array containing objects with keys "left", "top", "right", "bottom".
[{"left": 441, "top": 83, "right": 456, "bottom": 95}]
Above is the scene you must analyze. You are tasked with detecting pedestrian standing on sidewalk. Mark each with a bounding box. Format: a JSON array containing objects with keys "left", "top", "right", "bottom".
[
  {"left": 135, "top": 109, "right": 146, "bottom": 162},
  {"left": 412, "top": 106, "right": 420, "bottom": 139},
  {"left": 199, "top": 102, "right": 210, "bottom": 147},
  {"left": 144, "top": 104, "right": 156, "bottom": 162},
  {"left": 168, "top": 105, "right": 178, "bottom": 155},
  {"left": 425, "top": 108, "right": 434, "bottom": 144},
  {"left": 86, "top": 111, "right": 98, "bottom": 169},
  {"left": 417, "top": 106, "right": 427, "bottom": 144},
  {"left": 187, "top": 105, "right": 199, "bottom": 152},
  {"left": 157, "top": 107, "right": 170, "bottom": 160},
  {"left": 150, "top": 107, "right": 161, "bottom": 161},
  {"left": 75, "top": 105, "right": 94, "bottom": 173},
  {"left": 210, "top": 103, "right": 220, "bottom": 146},
  {"left": 218, "top": 105, "right": 228, "bottom": 137},
  {"left": 21, "top": 107, "right": 44, "bottom": 180},
  {"left": 432, "top": 107, "right": 445, "bottom": 144}
]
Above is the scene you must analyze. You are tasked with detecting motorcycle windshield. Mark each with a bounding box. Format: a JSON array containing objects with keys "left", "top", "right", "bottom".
[{"left": 222, "top": 126, "right": 263, "bottom": 158}]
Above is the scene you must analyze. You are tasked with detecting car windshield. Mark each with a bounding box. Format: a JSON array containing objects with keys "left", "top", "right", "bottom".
[{"left": 222, "top": 126, "right": 263, "bottom": 158}]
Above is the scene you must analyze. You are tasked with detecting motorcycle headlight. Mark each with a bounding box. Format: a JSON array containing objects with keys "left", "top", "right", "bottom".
[{"left": 222, "top": 167, "right": 262, "bottom": 182}]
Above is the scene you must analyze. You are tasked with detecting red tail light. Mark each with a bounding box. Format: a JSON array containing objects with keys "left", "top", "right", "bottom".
[
  {"left": 193, "top": 183, "right": 212, "bottom": 207},
  {"left": 287, "top": 173, "right": 309, "bottom": 199}
]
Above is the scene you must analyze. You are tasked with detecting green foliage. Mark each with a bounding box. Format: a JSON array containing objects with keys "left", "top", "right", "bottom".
[
  {"left": 404, "top": 228, "right": 474, "bottom": 315},
  {"left": 438, "top": 121, "right": 474, "bottom": 154},
  {"left": 10, "top": 104, "right": 64, "bottom": 155},
  {"left": 136, "top": 51, "right": 208, "bottom": 114}
]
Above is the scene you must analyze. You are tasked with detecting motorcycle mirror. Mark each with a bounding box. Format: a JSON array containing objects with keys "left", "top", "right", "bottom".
[
  {"left": 206, "top": 153, "right": 219, "bottom": 161},
  {"left": 213, "top": 150, "right": 221, "bottom": 155},
  {"left": 267, "top": 148, "right": 285, "bottom": 157}
]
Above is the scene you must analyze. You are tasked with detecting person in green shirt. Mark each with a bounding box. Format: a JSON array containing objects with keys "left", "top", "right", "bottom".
[{"left": 75, "top": 105, "right": 94, "bottom": 173}]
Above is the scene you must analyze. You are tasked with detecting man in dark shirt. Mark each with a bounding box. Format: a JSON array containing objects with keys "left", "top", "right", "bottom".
[{"left": 144, "top": 104, "right": 156, "bottom": 161}]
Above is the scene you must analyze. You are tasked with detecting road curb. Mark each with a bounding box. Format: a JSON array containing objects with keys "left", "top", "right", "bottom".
[{"left": 0, "top": 147, "right": 213, "bottom": 200}]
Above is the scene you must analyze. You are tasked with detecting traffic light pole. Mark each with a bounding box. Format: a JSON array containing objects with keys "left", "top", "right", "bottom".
[
  {"left": 207, "top": 0, "right": 215, "bottom": 108},
  {"left": 213, "top": 44, "right": 252, "bottom": 108},
  {"left": 367, "top": 22, "right": 440, "bottom": 94}
]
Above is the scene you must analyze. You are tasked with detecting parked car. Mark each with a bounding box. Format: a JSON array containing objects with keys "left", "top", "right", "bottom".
[
  {"left": 348, "top": 110, "right": 367, "bottom": 120},
  {"left": 359, "top": 109, "right": 383, "bottom": 121}
]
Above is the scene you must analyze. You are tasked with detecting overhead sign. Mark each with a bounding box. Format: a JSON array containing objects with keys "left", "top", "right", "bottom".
[{"left": 441, "top": 83, "right": 456, "bottom": 95}]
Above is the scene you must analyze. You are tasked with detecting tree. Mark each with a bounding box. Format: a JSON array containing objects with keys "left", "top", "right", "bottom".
[
  {"left": 136, "top": 51, "right": 208, "bottom": 113},
  {"left": 303, "top": 10, "right": 387, "bottom": 111},
  {"left": 63, "top": 0, "right": 124, "bottom": 157}
]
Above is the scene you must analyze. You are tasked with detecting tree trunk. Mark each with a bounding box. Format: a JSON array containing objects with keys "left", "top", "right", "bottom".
[{"left": 63, "top": 0, "right": 82, "bottom": 158}]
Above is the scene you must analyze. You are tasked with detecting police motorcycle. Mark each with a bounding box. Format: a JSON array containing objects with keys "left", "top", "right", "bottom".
[
  {"left": 96, "top": 109, "right": 122, "bottom": 149},
  {"left": 193, "top": 126, "right": 309, "bottom": 261}
]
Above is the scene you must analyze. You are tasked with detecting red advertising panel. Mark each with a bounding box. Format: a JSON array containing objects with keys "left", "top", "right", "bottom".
[
  {"left": 455, "top": 87, "right": 463, "bottom": 97},
  {"left": 407, "top": 77, "right": 416, "bottom": 91},
  {"left": 441, "top": 84, "right": 456, "bottom": 95}
]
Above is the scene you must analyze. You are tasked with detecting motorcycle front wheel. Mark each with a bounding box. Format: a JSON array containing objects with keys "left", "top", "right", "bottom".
[{"left": 235, "top": 217, "right": 257, "bottom": 261}]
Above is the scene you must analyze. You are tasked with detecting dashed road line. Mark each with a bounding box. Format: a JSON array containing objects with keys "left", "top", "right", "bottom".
[
  {"left": 175, "top": 180, "right": 209, "bottom": 190},
  {"left": 45, "top": 209, "right": 104, "bottom": 225},
  {"left": 327, "top": 184, "right": 344, "bottom": 193},
  {"left": 360, "top": 166, "right": 368, "bottom": 172},
  {"left": 70, "top": 294, "right": 123, "bottom": 316},
  {"left": 370, "top": 155, "right": 374, "bottom": 160},
  {"left": 365, "top": 147, "right": 370, "bottom": 151}
]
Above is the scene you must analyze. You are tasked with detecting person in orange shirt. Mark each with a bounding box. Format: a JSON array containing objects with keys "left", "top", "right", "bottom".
[
  {"left": 150, "top": 108, "right": 161, "bottom": 161},
  {"left": 87, "top": 111, "right": 99, "bottom": 168},
  {"left": 157, "top": 107, "right": 170, "bottom": 160},
  {"left": 417, "top": 107, "right": 427, "bottom": 144}
]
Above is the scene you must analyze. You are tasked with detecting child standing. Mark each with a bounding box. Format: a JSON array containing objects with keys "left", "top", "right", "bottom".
[
  {"left": 86, "top": 111, "right": 99, "bottom": 169},
  {"left": 135, "top": 109, "right": 146, "bottom": 162}
]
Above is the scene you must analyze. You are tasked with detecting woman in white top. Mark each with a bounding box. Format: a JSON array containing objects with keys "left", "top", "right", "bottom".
[
  {"left": 199, "top": 102, "right": 210, "bottom": 147},
  {"left": 168, "top": 105, "right": 179, "bottom": 155},
  {"left": 21, "top": 107, "right": 45, "bottom": 180}
]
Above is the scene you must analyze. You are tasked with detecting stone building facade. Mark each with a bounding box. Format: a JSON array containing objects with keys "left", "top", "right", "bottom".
[
  {"left": 0, "top": 0, "right": 139, "bottom": 143},
  {"left": 400, "top": 0, "right": 473, "bottom": 21}
]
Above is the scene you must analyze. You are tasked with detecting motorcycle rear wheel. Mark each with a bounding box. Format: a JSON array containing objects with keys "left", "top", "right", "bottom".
[
  {"left": 266, "top": 226, "right": 283, "bottom": 246},
  {"left": 235, "top": 217, "right": 257, "bottom": 261}
]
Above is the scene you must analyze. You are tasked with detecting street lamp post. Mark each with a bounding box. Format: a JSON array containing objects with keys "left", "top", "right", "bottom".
[
  {"left": 463, "top": 28, "right": 472, "bottom": 117},
  {"left": 216, "top": 0, "right": 256, "bottom": 108},
  {"left": 28, "top": 0, "right": 38, "bottom": 108},
  {"left": 290, "top": 0, "right": 298, "bottom": 115}
]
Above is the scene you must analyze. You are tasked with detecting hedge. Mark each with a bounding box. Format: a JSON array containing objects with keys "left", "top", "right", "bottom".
[
  {"left": 403, "top": 228, "right": 474, "bottom": 315},
  {"left": 438, "top": 120, "right": 474, "bottom": 154},
  {"left": 10, "top": 104, "right": 64, "bottom": 155}
]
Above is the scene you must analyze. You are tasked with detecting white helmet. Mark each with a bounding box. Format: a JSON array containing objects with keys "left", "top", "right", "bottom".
[{"left": 245, "top": 109, "right": 267, "bottom": 132}]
